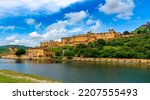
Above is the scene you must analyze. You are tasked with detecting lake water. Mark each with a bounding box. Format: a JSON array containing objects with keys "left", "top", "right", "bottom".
[{"left": 0, "top": 59, "right": 150, "bottom": 83}]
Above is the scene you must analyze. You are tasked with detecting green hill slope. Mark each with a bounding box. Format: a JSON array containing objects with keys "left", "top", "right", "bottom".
[
  {"left": 0, "top": 45, "right": 29, "bottom": 49},
  {"left": 132, "top": 22, "right": 150, "bottom": 34},
  {"left": 0, "top": 45, "right": 29, "bottom": 54}
]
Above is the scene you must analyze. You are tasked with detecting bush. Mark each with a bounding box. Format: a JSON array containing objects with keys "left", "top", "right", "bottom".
[
  {"left": 126, "top": 42, "right": 137, "bottom": 48},
  {"left": 95, "top": 39, "right": 106, "bottom": 47},
  {"left": 123, "top": 31, "right": 130, "bottom": 35},
  {"left": 83, "top": 48, "right": 99, "bottom": 57},
  {"left": 146, "top": 51, "right": 150, "bottom": 59},
  {"left": 114, "top": 50, "right": 127, "bottom": 58},
  {"left": 15, "top": 49, "right": 26, "bottom": 57},
  {"left": 107, "top": 39, "right": 124, "bottom": 46},
  {"left": 144, "top": 44, "right": 150, "bottom": 49},
  {"left": 64, "top": 50, "right": 75, "bottom": 57},
  {"left": 100, "top": 47, "right": 116, "bottom": 58}
]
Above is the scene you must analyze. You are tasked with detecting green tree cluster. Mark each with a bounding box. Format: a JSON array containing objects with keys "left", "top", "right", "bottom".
[
  {"left": 15, "top": 49, "right": 26, "bottom": 57},
  {"left": 52, "top": 34, "right": 150, "bottom": 59}
]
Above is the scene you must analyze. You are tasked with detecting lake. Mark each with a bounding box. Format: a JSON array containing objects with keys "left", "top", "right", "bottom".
[{"left": 0, "top": 59, "right": 150, "bottom": 83}]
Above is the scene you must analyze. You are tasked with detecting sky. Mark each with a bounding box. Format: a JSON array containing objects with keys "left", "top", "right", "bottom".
[{"left": 0, "top": 0, "right": 149, "bottom": 47}]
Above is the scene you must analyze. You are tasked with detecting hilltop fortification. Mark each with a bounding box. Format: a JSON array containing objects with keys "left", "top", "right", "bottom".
[{"left": 40, "top": 29, "right": 133, "bottom": 47}]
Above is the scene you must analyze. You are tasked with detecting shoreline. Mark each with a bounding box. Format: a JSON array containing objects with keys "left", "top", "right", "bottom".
[
  {"left": 1, "top": 56, "right": 150, "bottom": 65},
  {"left": 70, "top": 57, "right": 150, "bottom": 65},
  {"left": 0, "top": 70, "right": 58, "bottom": 83}
]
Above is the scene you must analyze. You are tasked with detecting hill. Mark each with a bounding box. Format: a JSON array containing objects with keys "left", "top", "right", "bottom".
[
  {"left": 53, "top": 22, "right": 150, "bottom": 59},
  {"left": 132, "top": 22, "right": 150, "bottom": 34},
  {"left": 0, "top": 45, "right": 29, "bottom": 55},
  {"left": 0, "top": 45, "right": 29, "bottom": 49}
]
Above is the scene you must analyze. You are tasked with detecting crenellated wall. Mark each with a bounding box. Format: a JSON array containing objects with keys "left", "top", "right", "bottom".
[{"left": 40, "top": 29, "right": 133, "bottom": 47}]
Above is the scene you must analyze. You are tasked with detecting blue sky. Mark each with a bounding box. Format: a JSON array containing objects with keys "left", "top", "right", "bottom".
[{"left": 0, "top": 0, "right": 149, "bottom": 46}]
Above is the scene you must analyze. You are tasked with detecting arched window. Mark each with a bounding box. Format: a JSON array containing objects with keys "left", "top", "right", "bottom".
[{"left": 46, "top": 54, "right": 49, "bottom": 57}]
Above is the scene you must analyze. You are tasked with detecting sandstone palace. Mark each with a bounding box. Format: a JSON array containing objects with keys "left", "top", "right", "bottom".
[{"left": 40, "top": 29, "right": 133, "bottom": 47}]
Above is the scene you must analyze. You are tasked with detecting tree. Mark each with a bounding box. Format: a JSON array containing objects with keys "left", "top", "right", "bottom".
[
  {"left": 126, "top": 42, "right": 137, "bottom": 48},
  {"left": 75, "top": 43, "right": 87, "bottom": 49},
  {"left": 64, "top": 50, "right": 75, "bottom": 57},
  {"left": 74, "top": 43, "right": 87, "bottom": 56},
  {"left": 15, "top": 49, "right": 26, "bottom": 57},
  {"left": 83, "top": 48, "right": 99, "bottom": 57},
  {"left": 137, "top": 30, "right": 141, "bottom": 34},
  {"left": 96, "top": 39, "right": 106, "bottom": 47},
  {"left": 146, "top": 50, "right": 150, "bottom": 59},
  {"left": 99, "top": 47, "right": 116, "bottom": 58},
  {"left": 107, "top": 39, "right": 124, "bottom": 46},
  {"left": 144, "top": 44, "right": 150, "bottom": 49},
  {"left": 87, "top": 42, "right": 95, "bottom": 48},
  {"left": 123, "top": 31, "right": 130, "bottom": 35},
  {"left": 114, "top": 50, "right": 127, "bottom": 58}
]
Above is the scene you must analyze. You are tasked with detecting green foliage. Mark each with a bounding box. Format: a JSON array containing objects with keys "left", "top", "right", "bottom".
[
  {"left": 123, "top": 31, "right": 130, "bottom": 34},
  {"left": 15, "top": 49, "right": 26, "bottom": 57},
  {"left": 146, "top": 51, "right": 150, "bottom": 59},
  {"left": 83, "top": 48, "right": 99, "bottom": 57},
  {"left": 126, "top": 42, "right": 137, "bottom": 48},
  {"left": 0, "top": 45, "right": 28, "bottom": 49},
  {"left": 55, "top": 51, "right": 62, "bottom": 56},
  {"left": 64, "top": 50, "right": 75, "bottom": 57},
  {"left": 144, "top": 44, "right": 150, "bottom": 49},
  {"left": 114, "top": 50, "right": 127, "bottom": 58},
  {"left": 87, "top": 42, "right": 95, "bottom": 48},
  {"left": 74, "top": 44, "right": 87, "bottom": 57},
  {"left": 75, "top": 43, "right": 87, "bottom": 49},
  {"left": 95, "top": 39, "right": 106, "bottom": 47},
  {"left": 100, "top": 46, "right": 116, "bottom": 58},
  {"left": 107, "top": 39, "right": 124, "bottom": 46},
  {"left": 52, "top": 31, "right": 150, "bottom": 59}
]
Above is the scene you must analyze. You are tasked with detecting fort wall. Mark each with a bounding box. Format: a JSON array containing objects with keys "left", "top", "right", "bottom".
[
  {"left": 40, "top": 29, "right": 131, "bottom": 47},
  {"left": 72, "top": 57, "right": 150, "bottom": 65}
]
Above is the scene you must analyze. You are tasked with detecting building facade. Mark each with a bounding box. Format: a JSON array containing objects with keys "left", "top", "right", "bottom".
[
  {"left": 9, "top": 47, "right": 17, "bottom": 55},
  {"left": 40, "top": 29, "right": 126, "bottom": 47},
  {"left": 27, "top": 47, "right": 55, "bottom": 60}
]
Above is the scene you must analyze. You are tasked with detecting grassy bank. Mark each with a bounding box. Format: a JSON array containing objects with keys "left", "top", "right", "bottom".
[{"left": 0, "top": 70, "right": 58, "bottom": 83}]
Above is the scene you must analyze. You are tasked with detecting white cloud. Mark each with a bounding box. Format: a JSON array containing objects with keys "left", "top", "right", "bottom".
[
  {"left": 99, "top": 0, "right": 135, "bottom": 20},
  {"left": 5, "top": 34, "right": 18, "bottom": 42},
  {"left": 0, "top": 0, "right": 83, "bottom": 17},
  {"left": 29, "top": 31, "right": 42, "bottom": 39},
  {"left": 65, "top": 10, "right": 88, "bottom": 23},
  {"left": 89, "top": 20, "right": 102, "bottom": 32},
  {"left": 29, "top": 20, "right": 69, "bottom": 41},
  {"left": 25, "top": 18, "right": 35, "bottom": 25},
  {"left": 35, "top": 22, "right": 42, "bottom": 29},
  {"left": 46, "top": 20, "right": 69, "bottom": 31},
  {"left": 14, "top": 39, "right": 29, "bottom": 45},
  {"left": 86, "top": 19, "right": 95, "bottom": 25},
  {"left": 0, "top": 26, "right": 15, "bottom": 30},
  {"left": 43, "top": 28, "right": 68, "bottom": 41},
  {"left": 26, "top": 10, "right": 106, "bottom": 45},
  {"left": 43, "top": 11, "right": 88, "bottom": 40},
  {"left": 68, "top": 28, "right": 82, "bottom": 33}
]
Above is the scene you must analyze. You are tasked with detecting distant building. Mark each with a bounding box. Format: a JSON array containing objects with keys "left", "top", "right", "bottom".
[
  {"left": 9, "top": 47, "right": 17, "bottom": 55},
  {"left": 27, "top": 47, "right": 55, "bottom": 60},
  {"left": 147, "top": 22, "right": 150, "bottom": 26}
]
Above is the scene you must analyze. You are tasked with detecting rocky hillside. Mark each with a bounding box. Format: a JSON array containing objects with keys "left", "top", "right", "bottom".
[{"left": 132, "top": 22, "right": 150, "bottom": 34}]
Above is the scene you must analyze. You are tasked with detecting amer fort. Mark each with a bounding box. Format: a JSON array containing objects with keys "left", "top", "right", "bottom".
[
  {"left": 2, "top": 29, "right": 134, "bottom": 60},
  {"left": 40, "top": 29, "right": 133, "bottom": 47}
]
